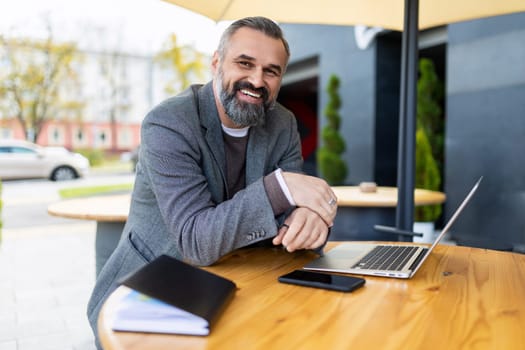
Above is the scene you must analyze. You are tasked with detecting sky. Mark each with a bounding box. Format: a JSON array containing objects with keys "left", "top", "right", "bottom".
[{"left": 0, "top": 0, "right": 230, "bottom": 55}]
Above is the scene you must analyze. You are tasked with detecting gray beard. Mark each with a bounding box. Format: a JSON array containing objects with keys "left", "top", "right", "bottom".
[{"left": 215, "top": 70, "right": 275, "bottom": 127}]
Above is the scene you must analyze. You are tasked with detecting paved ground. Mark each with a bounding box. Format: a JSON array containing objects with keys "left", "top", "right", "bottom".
[{"left": 0, "top": 222, "right": 97, "bottom": 350}]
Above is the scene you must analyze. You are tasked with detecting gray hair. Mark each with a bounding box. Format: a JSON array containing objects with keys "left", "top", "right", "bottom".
[{"left": 217, "top": 16, "right": 290, "bottom": 61}]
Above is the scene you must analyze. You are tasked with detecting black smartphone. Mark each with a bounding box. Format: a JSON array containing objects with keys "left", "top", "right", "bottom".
[{"left": 278, "top": 269, "right": 365, "bottom": 292}]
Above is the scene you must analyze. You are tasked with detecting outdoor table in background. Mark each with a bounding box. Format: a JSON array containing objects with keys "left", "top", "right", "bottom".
[
  {"left": 330, "top": 186, "right": 446, "bottom": 241},
  {"left": 47, "top": 194, "right": 130, "bottom": 276}
]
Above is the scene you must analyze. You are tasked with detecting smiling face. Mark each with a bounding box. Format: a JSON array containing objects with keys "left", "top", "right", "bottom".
[{"left": 212, "top": 27, "right": 289, "bottom": 128}]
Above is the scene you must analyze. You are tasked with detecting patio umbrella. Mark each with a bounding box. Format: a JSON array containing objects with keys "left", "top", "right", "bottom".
[
  {"left": 162, "top": 1, "right": 525, "bottom": 31},
  {"left": 162, "top": 0, "right": 525, "bottom": 237}
]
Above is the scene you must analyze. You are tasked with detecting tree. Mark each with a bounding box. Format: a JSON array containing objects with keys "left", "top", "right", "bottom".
[
  {"left": 317, "top": 74, "right": 348, "bottom": 185},
  {"left": 155, "top": 34, "right": 209, "bottom": 95},
  {"left": 98, "top": 49, "right": 131, "bottom": 152},
  {"left": 0, "top": 27, "right": 83, "bottom": 142}
]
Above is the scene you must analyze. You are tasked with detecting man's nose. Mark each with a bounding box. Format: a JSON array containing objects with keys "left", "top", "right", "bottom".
[{"left": 247, "top": 67, "right": 265, "bottom": 88}]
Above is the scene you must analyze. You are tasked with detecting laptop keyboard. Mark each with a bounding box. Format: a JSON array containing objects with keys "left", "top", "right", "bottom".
[{"left": 351, "top": 245, "right": 423, "bottom": 271}]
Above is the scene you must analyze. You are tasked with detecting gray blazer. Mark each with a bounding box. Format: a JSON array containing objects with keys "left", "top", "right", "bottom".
[{"left": 87, "top": 82, "right": 303, "bottom": 340}]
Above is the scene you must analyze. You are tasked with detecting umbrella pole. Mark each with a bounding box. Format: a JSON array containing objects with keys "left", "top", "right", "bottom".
[{"left": 396, "top": 0, "right": 419, "bottom": 241}]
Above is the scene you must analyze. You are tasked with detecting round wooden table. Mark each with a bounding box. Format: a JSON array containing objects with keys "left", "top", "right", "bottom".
[
  {"left": 332, "top": 186, "right": 446, "bottom": 207},
  {"left": 98, "top": 242, "right": 525, "bottom": 350},
  {"left": 330, "top": 186, "right": 446, "bottom": 241}
]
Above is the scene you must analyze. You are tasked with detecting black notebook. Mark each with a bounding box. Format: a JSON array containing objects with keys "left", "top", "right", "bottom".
[{"left": 112, "top": 254, "right": 237, "bottom": 336}]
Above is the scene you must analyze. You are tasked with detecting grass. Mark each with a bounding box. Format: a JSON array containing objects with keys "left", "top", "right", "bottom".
[
  {"left": 91, "top": 158, "right": 134, "bottom": 174},
  {"left": 59, "top": 183, "right": 134, "bottom": 199}
]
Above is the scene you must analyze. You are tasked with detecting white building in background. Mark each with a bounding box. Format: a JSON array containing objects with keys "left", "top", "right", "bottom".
[{"left": 1, "top": 45, "right": 211, "bottom": 152}]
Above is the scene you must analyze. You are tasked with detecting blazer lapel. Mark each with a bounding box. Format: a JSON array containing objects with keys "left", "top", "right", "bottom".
[
  {"left": 197, "top": 84, "right": 228, "bottom": 199},
  {"left": 246, "top": 125, "right": 269, "bottom": 185}
]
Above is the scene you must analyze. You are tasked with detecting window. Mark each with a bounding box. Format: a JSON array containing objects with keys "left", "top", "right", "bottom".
[{"left": 11, "top": 146, "right": 35, "bottom": 154}]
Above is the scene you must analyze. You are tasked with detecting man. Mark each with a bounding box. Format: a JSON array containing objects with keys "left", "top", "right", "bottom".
[{"left": 87, "top": 16, "right": 337, "bottom": 343}]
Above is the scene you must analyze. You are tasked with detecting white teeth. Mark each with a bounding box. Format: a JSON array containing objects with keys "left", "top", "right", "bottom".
[{"left": 241, "top": 89, "right": 261, "bottom": 98}]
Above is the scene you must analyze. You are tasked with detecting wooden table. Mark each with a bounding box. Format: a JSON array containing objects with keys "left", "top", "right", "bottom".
[
  {"left": 98, "top": 242, "right": 525, "bottom": 350},
  {"left": 47, "top": 194, "right": 131, "bottom": 275},
  {"left": 330, "top": 186, "right": 446, "bottom": 241}
]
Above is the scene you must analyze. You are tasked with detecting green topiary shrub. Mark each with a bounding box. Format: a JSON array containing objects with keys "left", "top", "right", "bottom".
[
  {"left": 415, "top": 58, "right": 443, "bottom": 222},
  {"left": 414, "top": 128, "right": 441, "bottom": 222},
  {"left": 417, "top": 58, "right": 444, "bottom": 171},
  {"left": 317, "top": 74, "right": 348, "bottom": 185}
]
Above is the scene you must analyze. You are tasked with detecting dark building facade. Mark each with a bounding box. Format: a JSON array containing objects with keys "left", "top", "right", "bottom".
[{"left": 279, "top": 12, "right": 525, "bottom": 251}]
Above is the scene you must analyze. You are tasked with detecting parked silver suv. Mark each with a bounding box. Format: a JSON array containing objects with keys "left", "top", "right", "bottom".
[{"left": 0, "top": 139, "right": 90, "bottom": 181}]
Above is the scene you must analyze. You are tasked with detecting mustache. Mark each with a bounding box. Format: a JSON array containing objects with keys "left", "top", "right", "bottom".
[{"left": 233, "top": 81, "right": 269, "bottom": 102}]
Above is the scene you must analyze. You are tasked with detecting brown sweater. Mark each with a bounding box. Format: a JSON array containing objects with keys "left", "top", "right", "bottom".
[{"left": 223, "top": 131, "right": 291, "bottom": 215}]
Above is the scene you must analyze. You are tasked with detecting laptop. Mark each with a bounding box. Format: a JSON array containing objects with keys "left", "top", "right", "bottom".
[{"left": 304, "top": 177, "right": 483, "bottom": 279}]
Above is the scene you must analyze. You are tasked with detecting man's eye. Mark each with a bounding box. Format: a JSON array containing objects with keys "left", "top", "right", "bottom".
[{"left": 263, "top": 68, "right": 280, "bottom": 77}]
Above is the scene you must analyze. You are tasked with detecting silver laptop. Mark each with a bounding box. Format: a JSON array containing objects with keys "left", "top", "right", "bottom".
[{"left": 304, "top": 177, "right": 482, "bottom": 279}]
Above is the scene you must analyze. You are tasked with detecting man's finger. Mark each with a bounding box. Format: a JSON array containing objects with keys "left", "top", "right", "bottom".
[{"left": 272, "top": 223, "right": 289, "bottom": 245}]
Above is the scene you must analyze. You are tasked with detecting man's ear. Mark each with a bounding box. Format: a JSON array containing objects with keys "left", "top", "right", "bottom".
[{"left": 211, "top": 51, "right": 220, "bottom": 74}]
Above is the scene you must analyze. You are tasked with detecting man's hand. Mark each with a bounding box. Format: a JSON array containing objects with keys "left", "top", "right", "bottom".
[
  {"left": 272, "top": 207, "right": 330, "bottom": 252},
  {"left": 282, "top": 171, "right": 338, "bottom": 226}
]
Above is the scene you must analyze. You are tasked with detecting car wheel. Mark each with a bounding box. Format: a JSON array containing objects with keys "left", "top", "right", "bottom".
[{"left": 51, "top": 166, "right": 77, "bottom": 181}]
